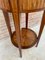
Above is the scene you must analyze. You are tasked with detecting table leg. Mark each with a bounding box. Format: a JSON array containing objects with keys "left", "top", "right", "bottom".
[
  {"left": 36, "top": 11, "right": 45, "bottom": 47},
  {"left": 3, "top": 11, "right": 12, "bottom": 38},
  {"left": 12, "top": 12, "right": 22, "bottom": 57},
  {"left": 9, "top": 0, "right": 22, "bottom": 57},
  {"left": 26, "top": 13, "right": 28, "bottom": 29}
]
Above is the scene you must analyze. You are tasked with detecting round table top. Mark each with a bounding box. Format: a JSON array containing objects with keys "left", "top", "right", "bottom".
[
  {"left": 19, "top": 0, "right": 45, "bottom": 12},
  {"left": 0, "top": 0, "right": 45, "bottom": 12}
]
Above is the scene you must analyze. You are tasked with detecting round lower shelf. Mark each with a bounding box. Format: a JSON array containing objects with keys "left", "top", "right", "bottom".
[{"left": 11, "top": 28, "right": 37, "bottom": 49}]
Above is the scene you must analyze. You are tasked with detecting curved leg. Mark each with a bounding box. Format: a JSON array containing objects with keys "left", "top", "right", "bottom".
[
  {"left": 3, "top": 11, "right": 12, "bottom": 38},
  {"left": 36, "top": 11, "right": 45, "bottom": 47},
  {"left": 26, "top": 13, "right": 28, "bottom": 29}
]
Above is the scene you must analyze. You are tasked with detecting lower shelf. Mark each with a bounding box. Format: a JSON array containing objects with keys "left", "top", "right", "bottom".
[{"left": 11, "top": 28, "right": 37, "bottom": 49}]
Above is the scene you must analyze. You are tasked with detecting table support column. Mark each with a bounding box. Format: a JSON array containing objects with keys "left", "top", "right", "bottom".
[
  {"left": 3, "top": 11, "right": 12, "bottom": 38},
  {"left": 12, "top": 12, "right": 22, "bottom": 57},
  {"left": 36, "top": 10, "right": 45, "bottom": 47},
  {"left": 26, "top": 13, "right": 28, "bottom": 29}
]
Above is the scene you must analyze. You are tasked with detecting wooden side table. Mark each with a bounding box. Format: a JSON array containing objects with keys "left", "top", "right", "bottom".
[
  {"left": 0, "top": 0, "right": 45, "bottom": 57},
  {"left": 9, "top": 0, "right": 45, "bottom": 57}
]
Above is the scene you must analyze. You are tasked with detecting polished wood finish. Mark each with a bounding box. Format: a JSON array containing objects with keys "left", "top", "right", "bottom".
[
  {"left": 0, "top": 0, "right": 45, "bottom": 12},
  {"left": 11, "top": 28, "right": 37, "bottom": 49},
  {"left": 0, "top": 0, "right": 45, "bottom": 57},
  {"left": 19, "top": 0, "right": 45, "bottom": 12},
  {"left": 9, "top": 0, "right": 22, "bottom": 57},
  {"left": 0, "top": 0, "right": 10, "bottom": 12}
]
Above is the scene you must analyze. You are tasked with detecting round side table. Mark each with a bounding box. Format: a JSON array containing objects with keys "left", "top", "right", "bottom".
[
  {"left": 9, "top": 0, "right": 45, "bottom": 57},
  {"left": 0, "top": 0, "right": 45, "bottom": 57}
]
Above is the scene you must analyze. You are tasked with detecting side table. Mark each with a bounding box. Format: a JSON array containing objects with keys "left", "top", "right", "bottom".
[{"left": 0, "top": 0, "right": 45, "bottom": 57}]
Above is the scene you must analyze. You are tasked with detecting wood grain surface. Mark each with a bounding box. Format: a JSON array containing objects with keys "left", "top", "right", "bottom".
[
  {"left": 19, "top": 0, "right": 45, "bottom": 12},
  {"left": 0, "top": 0, "right": 45, "bottom": 12},
  {"left": 11, "top": 28, "right": 37, "bottom": 49},
  {"left": 0, "top": 0, "right": 10, "bottom": 11}
]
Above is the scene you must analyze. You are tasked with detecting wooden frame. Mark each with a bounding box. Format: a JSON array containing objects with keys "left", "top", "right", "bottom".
[{"left": 0, "top": 0, "right": 45, "bottom": 57}]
